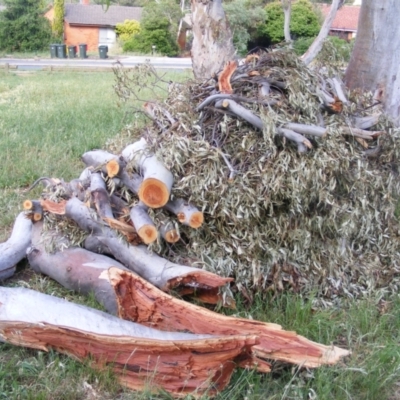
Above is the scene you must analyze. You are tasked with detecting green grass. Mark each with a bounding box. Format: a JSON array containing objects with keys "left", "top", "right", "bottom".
[{"left": 1, "top": 69, "right": 400, "bottom": 400}]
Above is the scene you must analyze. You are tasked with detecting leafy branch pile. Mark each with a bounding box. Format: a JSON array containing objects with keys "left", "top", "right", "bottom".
[{"left": 112, "top": 49, "right": 400, "bottom": 304}]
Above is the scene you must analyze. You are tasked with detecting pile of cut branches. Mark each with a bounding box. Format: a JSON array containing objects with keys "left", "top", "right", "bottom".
[{"left": 112, "top": 49, "right": 400, "bottom": 305}]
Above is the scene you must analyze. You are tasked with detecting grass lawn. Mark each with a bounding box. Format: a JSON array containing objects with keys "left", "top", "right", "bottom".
[{"left": 0, "top": 68, "right": 400, "bottom": 400}]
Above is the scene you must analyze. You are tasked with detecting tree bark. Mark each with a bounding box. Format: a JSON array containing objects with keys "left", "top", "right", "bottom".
[
  {"left": 345, "top": 0, "right": 400, "bottom": 126},
  {"left": 129, "top": 202, "right": 158, "bottom": 244},
  {"left": 281, "top": 0, "right": 292, "bottom": 43},
  {"left": 0, "top": 287, "right": 257, "bottom": 398},
  {"left": 0, "top": 212, "right": 32, "bottom": 281},
  {"left": 301, "top": 0, "right": 344, "bottom": 66},
  {"left": 108, "top": 268, "right": 350, "bottom": 369},
  {"left": 191, "top": 0, "right": 236, "bottom": 79}
]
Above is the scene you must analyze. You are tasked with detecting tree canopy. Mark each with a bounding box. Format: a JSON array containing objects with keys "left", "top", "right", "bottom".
[{"left": 0, "top": 0, "right": 52, "bottom": 52}]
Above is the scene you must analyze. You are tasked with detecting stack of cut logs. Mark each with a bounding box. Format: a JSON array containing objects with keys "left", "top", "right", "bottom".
[{"left": 0, "top": 57, "right": 353, "bottom": 398}]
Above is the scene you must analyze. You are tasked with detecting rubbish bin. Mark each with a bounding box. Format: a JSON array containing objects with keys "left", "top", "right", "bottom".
[
  {"left": 79, "top": 43, "right": 88, "bottom": 59},
  {"left": 50, "top": 44, "right": 58, "bottom": 58},
  {"left": 56, "top": 44, "right": 67, "bottom": 58},
  {"left": 98, "top": 45, "right": 108, "bottom": 59},
  {"left": 67, "top": 45, "right": 77, "bottom": 59}
]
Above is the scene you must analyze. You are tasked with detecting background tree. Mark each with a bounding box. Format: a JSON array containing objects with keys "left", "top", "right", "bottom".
[
  {"left": 345, "top": 0, "right": 400, "bottom": 125},
  {"left": 52, "top": 0, "right": 64, "bottom": 40},
  {"left": 223, "top": 0, "right": 266, "bottom": 55},
  {"left": 191, "top": 0, "right": 235, "bottom": 79},
  {"left": 258, "top": 0, "right": 320, "bottom": 44},
  {"left": 281, "top": 0, "right": 291, "bottom": 42},
  {"left": 0, "top": 0, "right": 52, "bottom": 52}
]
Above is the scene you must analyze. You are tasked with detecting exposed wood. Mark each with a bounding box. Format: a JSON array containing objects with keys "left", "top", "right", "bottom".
[
  {"left": 121, "top": 138, "right": 174, "bottom": 208},
  {"left": 81, "top": 150, "right": 119, "bottom": 171},
  {"left": 218, "top": 61, "right": 237, "bottom": 94},
  {"left": 0, "top": 287, "right": 258, "bottom": 398},
  {"left": 281, "top": 0, "right": 292, "bottom": 43},
  {"left": 130, "top": 202, "right": 158, "bottom": 244},
  {"left": 23, "top": 199, "right": 43, "bottom": 221},
  {"left": 108, "top": 268, "right": 351, "bottom": 368},
  {"left": 40, "top": 199, "right": 67, "bottom": 215},
  {"left": 0, "top": 212, "right": 32, "bottom": 281},
  {"left": 84, "top": 235, "right": 233, "bottom": 303},
  {"left": 330, "top": 77, "right": 348, "bottom": 105},
  {"left": 164, "top": 198, "right": 204, "bottom": 228},
  {"left": 106, "top": 158, "right": 126, "bottom": 178},
  {"left": 284, "top": 123, "right": 327, "bottom": 138},
  {"left": 215, "top": 99, "right": 264, "bottom": 130},
  {"left": 159, "top": 219, "right": 180, "bottom": 243}
]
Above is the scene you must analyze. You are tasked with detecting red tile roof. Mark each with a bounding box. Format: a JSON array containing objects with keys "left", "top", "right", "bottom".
[{"left": 320, "top": 4, "right": 360, "bottom": 32}]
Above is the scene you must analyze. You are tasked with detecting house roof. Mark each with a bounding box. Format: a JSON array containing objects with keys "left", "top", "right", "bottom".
[
  {"left": 64, "top": 4, "right": 142, "bottom": 28},
  {"left": 320, "top": 4, "right": 360, "bottom": 32}
]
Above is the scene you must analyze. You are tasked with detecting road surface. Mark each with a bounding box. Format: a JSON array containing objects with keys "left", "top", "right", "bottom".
[{"left": 0, "top": 56, "right": 193, "bottom": 71}]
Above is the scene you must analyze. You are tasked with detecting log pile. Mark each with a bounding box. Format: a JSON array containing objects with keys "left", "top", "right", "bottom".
[
  {"left": 112, "top": 50, "right": 400, "bottom": 305},
  {"left": 3, "top": 48, "right": 400, "bottom": 396}
]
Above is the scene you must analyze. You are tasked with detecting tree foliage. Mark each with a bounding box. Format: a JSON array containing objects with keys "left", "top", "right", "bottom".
[
  {"left": 0, "top": 0, "right": 52, "bottom": 51},
  {"left": 223, "top": 0, "right": 266, "bottom": 55},
  {"left": 259, "top": 0, "right": 320, "bottom": 44},
  {"left": 52, "top": 0, "right": 64, "bottom": 40},
  {"left": 122, "top": 17, "right": 178, "bottom": 56},
  {"left": 115, "top": 19, "right": 140, "bottom": 42}
]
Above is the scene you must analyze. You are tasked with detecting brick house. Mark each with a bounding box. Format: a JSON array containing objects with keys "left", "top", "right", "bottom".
[
  {"left": 320, "top": 4, "right": 360, "bottom": 41},
  {"left": 45, "top": 2, "right": 142, "bottom": 51}
]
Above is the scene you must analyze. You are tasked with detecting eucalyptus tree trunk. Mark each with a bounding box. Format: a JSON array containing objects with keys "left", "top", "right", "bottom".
[
  {"left": 345, "top": 0, "right": 400, "bottom": 126},
  {"left": 281, "top": 0, "right": 292, "bottom": 43},
  {"left": 301, "top": 0, "right": 344, "bottom": 65},
  {"left": 191, "top": 0, "right": 236, "bottom": 79}
]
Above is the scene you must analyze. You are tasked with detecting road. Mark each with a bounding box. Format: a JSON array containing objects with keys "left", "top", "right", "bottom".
[{"left": 0, "top": 56, "right": 193, "bottom": 70}]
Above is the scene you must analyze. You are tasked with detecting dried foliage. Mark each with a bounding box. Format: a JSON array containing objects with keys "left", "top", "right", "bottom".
[{"left": 111, "top": 50, "right": 400, "bottom": 304}]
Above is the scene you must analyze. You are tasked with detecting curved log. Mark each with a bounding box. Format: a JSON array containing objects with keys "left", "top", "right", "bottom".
[
  {"left": 108, "top": 268, "right": 351, "bottom": 369},
  {"left": 215, "top": 99, "right": 264, "bottom": 130},
  {"left": 121, "top": 138, "right": 174, "bottom": 208},
  {"left": 27, "top": 221, "right": 128, "bottom": 315},
  {"left": 84, "top": 235, "right": 233, "bottom": 303},
  {"left": 277, "top": 128, "right": 313, "bottom": 153},
  {"left": 284, "top": 123, "right": 327, "bottom": 138},
  {"left": 0, "top": 287, "right": 257, "bottom": 398},
  {"left": 0, "top": 212, "right": 32, "bottom": 281}
]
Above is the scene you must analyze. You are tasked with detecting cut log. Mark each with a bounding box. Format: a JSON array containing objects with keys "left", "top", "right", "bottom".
[
  {"left": 277, "top": 128, "right": 313, "bottom": 152},
  {"left": 108, "top": 268, "right": 351, "bottom": 369},
  {"left": 159, "top": 218, "right": 180, "bottom": 243},
  {"left": 90, "top": 173, "right": 114, "bottom": 219},
  {"left": 23, "top": 199, "right": 43, "bottom": 222},
  {"left": 0, "top": 212, "right": 32, "bottom": 281},
  {"left": 215, "top": 99, "right": 264, "bottom": 130},
  {"left": 121, "top": 138, "right": 174, "bottom": 208},
  {"left": 0, "top": 287, "right": 258, "bottom": 398},
  {"left": 164, "top": 198, "right": 204, "bottom": 228},
  {"left": 218, "top": 60, "right": 237, "bottom": 94},
  {"left": 27, "top": 221, "right": 128, "bottom": 315},
  {"left": 84, "top": 235, "right": 233, "bottom": 304},
  {"left": 106, "top": 158, "right": 125, "bottom": 178},
  {"left": 81, "top": 150, "right": 119, "bottom": 170},
  {"left": 284, "top": 123, "right": 327, "bottom": 138},
  {"left": 129, "top": 202, "right": 158, "bottom": 244}
]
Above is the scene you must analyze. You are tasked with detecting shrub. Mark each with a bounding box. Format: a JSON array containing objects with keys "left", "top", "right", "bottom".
[
  {"left": 293, "top": 36, "right": 315, "bottom": 55},
  {"left": 115, "top": 19, "right": 140, "bottom": 43},
  {"left": 123, "top": 18, "right": 178, "bottom": 56}
]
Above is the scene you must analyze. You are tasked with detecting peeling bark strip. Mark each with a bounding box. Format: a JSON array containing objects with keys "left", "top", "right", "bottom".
[
  {"left": 122, "top": 138, "right": 174, "bottom": 208},
  {"left": 218, "top": 61, "right": 238, "bottom": 94},
  {"left": 108, "top": 268, "right": 350, "bottom": 369},
  {"left": 0, "top": 287, "right": 258, "bottom": 398},
  {"left": 84, "top": 235, "right": 232, "bottom": 304},
  {"left": 0, "top": 212, "right": 32, "bottom": 281}
]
